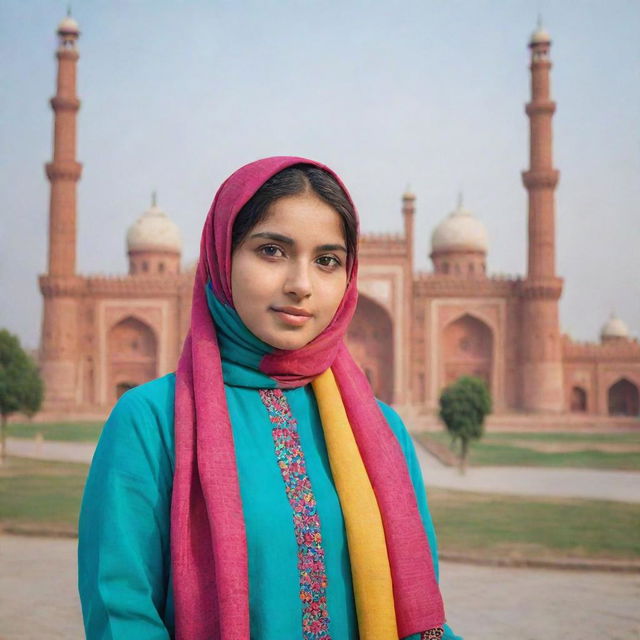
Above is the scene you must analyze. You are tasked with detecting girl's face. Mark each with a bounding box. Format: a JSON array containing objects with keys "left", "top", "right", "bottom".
[{"left": 231, "top": 192, "right": 349, "bottom": 351}]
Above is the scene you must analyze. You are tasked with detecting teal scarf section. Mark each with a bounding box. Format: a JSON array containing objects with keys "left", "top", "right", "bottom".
[{"left": 205, "top": 281, "right": 279, "bottom": 388}]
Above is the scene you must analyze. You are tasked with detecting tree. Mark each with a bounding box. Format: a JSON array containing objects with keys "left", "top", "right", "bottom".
[
  {"left": 439, "top": 375, "right": 491, "bottom": 473},
  {"left": 0, "top": 329, "right": 44, "bottom": 460}
]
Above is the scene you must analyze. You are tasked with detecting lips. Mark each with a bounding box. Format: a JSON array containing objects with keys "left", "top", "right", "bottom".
[
  {"left": 271, "top": 306, "right": 313, "bottom": 327},
  {"left": 273, "top": 306, "right": 312, "bottom": 317}
]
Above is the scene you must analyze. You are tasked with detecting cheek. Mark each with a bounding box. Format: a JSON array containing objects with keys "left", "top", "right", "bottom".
[
  {"left": 230, "top": 254, "right": 259, "bottom": 313},
  {"left": 231, "top": 277, "right": 262, "bottom": 332},
  {"left": 321, "top": 276, "right": 348, "bottom": 318}
]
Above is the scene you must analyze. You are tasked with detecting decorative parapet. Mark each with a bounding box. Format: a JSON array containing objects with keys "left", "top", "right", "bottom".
[
  {"left": 360, "top": 232, "right": 406, "bottom": 256},
  {"left": 39, "top": 274, "right": 85, "bottom": 296},
  {"left": 85, "top": 274, "right": 183, "bottom": 295},
  {"left": 490, "top": 273, "right": 523, "bottom": 281},
  {"left": 40, "top": 271, "right": 197, "bottom": 298},
  {"left": 361, "top": 231, "right": 404, "bottom": 242},
  {"left": 415, "top": 271, "right": 523, "bottom": 282},
  {"left": 562, "top": 334, "right": 640, "bottom": 361},
  {"left": 413, "top": 272, "right": 521, "bottom": 296}
]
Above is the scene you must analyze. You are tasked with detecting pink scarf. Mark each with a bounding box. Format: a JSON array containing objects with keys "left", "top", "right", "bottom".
[{"left": 171, "top": 156, "right": 445, "bottom": 638}]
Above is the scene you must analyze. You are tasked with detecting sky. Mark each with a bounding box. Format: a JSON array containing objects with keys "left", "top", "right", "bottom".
[{"left": 1, "top": 0, "right": 638, "bottom": 350}]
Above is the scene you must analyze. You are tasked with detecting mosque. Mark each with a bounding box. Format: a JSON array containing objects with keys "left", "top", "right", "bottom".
[{"left": 39, "top": 14, "right": 640, "bottom": 423}]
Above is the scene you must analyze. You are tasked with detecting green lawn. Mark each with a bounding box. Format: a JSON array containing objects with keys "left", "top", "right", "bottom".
[
  {"left": 428, "top": 487, "right": 640, "bottom": 561},
  {"left": 7, "top": 421, "right": 103, "bottom": 442},
  {"left": 1, "top": 457, "right": 638, "bottom": 563},
  {"left": 481, "top": 431, "right": 640, "bottom": 443},
  {"left": 0, "top": 457, "right": 89, "bottom": 535},
  {"left": 425, "top": 430, "right": 640, "bottom": 445},
  {"left": 418, "top": 431, "right": 640, "bottom": 471}
]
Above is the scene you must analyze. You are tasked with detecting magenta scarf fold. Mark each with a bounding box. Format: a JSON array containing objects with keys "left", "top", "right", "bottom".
[{"left": 171, "top": 156, "right": 445, "bottom": 638}]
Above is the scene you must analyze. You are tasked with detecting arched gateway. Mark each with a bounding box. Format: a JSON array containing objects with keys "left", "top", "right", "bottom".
[
  {"left": 570, "top": 386, "right": 588, "bottom": 412},
  {"left": 107, "top": 316, "right": 158, "bottom": 403},
  {"left": 442, "top": 313, "right": 493, "bottom": 394},
  {"left": 346, "top": 294, "right": 394, "bottom": 404},
  {"left": 608, "top": 378, "right": 639, "bottom": 416}
]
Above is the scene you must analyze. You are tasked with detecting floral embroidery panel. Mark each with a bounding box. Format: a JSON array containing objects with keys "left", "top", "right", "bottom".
[{"left": 259, "top": 388, "right": 331, "bottom": 640}]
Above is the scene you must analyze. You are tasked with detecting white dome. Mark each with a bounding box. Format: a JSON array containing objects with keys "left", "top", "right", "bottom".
[
  {"left": 530, "top": 26, "right": 551, "bottom": 44},
  {"left": 402, "top": 186, "right": 416, "bottom": 200},
  {"left": 601, "top": 314, "right": 629, "bottom": 340},
  {"left": 57, "top": 16, "right": 80, "bottom": 35},
  {"left": 431, "top": 203, "right": 488, "bottom": 253},
  {"left": 127, "top": 204, "right": 182, "bottom": 254}
]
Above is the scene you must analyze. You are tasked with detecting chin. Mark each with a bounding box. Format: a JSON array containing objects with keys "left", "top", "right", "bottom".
[
  {"left": 258, "top": 326, "right": 319, "bottom": 351},
  {"left": 267, "top": 335, "right": 311, "bottom": 351}
]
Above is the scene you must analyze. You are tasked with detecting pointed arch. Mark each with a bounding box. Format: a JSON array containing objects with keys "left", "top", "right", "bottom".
[
  {"left": 346, "top": 293, "right": 394, "bottom": 403},
  {"left": 441, "top": 313, "right": 493, "bottom": 395},
  {"left": 107, "top": 316, "right": 158, "bottom": 403},
  {"left": 607, "top": 378, "right": 639, "bottom": 417},
  {"left": 570, "top": 386, "right": 587, "bottom": 412}
]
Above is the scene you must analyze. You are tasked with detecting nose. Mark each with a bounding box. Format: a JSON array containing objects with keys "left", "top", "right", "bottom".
[{"left": 284, "top": 260, "right": 312, "bottom": 299}]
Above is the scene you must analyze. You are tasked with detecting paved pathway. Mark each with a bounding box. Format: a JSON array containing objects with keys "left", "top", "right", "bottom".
[
  {"left": 0, "top": 536, "right": 83, "bottom": 640},
  {"left": 6, "top": 438, "right": 94, "bottom": 465},
  {"left": 413, "top": 439, "right": 640, "bottom": 503},
  {"left": 6, "top": 435, "right": 640, "bottom": 503},
  {"left": 1, "top": 534, "right": 639, "bottom": 639}
]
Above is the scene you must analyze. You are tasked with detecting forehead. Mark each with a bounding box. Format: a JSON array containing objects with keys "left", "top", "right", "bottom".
[{"left": 252, "top": 193, "right": 345, "bottom": 239}]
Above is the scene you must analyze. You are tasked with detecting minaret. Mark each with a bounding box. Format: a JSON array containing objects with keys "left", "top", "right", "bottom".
[
  {"left": 520, "top": 21, "right": 564, "bottom": 412},
  {"left": 39, "top": 13, "right": 83, "bottom": 409},
  {"left": 402, "top": 186, "right": 415, "bottom": 271},
  {"left": 46, "top": 11, "right": 82, "bottom": 275},
  {"left": 402, "top": 187, "right": 415, "bottom": 405}
]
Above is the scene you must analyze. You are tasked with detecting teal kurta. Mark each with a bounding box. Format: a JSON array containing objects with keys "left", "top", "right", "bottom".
[{"left": 78, "top": 373, "right": 461, "bottom": 640}]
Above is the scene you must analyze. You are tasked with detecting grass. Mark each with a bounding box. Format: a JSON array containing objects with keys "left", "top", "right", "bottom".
[
  {"left": 479, "top": 431, "right": 640, "bottom": 443},
  {"left": 418, "top": 431, "right": 640, "bottom": 471},
  {"left": 7, "top": 421, "right": 102, "bottom": 442},
  {"left": 1, "top": 457, "right": 638, "bottom": 563},
  {"left": 0, "top": 457, "right": 89, "bottom": 535},
  {"left": 428, "top": 487, "right": 640, "bottom": 561}
]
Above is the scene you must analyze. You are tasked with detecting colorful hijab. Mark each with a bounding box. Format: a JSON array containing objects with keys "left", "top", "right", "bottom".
[{"left": 171, "top": 156, "right": 445, "bottom": 639}]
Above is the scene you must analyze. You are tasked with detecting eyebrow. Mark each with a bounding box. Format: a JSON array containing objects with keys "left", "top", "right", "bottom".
[{"left": 249, "top": 232, "right": 347, "bottom": 253}]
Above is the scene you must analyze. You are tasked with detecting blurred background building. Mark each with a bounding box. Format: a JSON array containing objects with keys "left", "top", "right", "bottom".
[{"left": 39, "top": 15, "right": 639, "bottom": 422}]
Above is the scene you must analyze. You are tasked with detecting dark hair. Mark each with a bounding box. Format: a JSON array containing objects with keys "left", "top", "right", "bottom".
[{"left": 231, "top": 164, "right": 357, "bottom": 259}]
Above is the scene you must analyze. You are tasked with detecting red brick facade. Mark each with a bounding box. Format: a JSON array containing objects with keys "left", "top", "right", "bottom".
[{"left": 39, "top": 18, "right": 640, "bottom": 423}]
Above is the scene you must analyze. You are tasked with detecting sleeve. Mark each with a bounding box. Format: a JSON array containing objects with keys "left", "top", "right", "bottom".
[
  {"left": 78, "top": 390, "right": 174, "bottom": 640},
  {"left": 377, "top": 402, "right": 463, "bottom": 640}
]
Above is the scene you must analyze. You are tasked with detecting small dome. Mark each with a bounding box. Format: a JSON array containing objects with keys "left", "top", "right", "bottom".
[
  {"left": 600, "top": 313, "right": 629, "bottom": 340},
  {"left": 402, "top": 186, "right": 416, "bottom": 200},
  {"left": 431, "top": 202, "right": 488, "bottom": 253},
  {"left": 530, "top": 26, "right": 551, "bottom": 45},
  {"left": 127, "top": 204, "right": 182, "bottom": 254},
  {"left": 57, "top": 16, "right": 80, "bottom": 36}
]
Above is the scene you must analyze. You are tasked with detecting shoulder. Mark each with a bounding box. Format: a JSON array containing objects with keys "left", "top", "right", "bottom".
[
  {"left": 96, "top": 373, "right": 176, "bottom": 476},
  {"left": 114, "top": 372, "right": 176, "bottom": 418}
]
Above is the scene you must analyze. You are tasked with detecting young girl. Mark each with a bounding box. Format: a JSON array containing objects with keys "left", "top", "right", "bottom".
[{"left": 78, "top": 156, "right": 461, "bottom": 640}]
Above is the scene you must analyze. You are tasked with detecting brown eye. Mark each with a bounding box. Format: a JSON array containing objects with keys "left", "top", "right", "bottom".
[
  {"left": 259, "top": 245, "right": 285, "bottom": 258},
  {"left": 316, "top": 255, "right": 341, "bottom": 269}
]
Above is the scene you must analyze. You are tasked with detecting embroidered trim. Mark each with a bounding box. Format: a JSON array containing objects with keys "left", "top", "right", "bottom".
[
  {"left": 421, "top": 628, "right": 444, "bottom": 639},
  {"left": 259, "top": 389, "right": 331, "bottom": 640}
]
